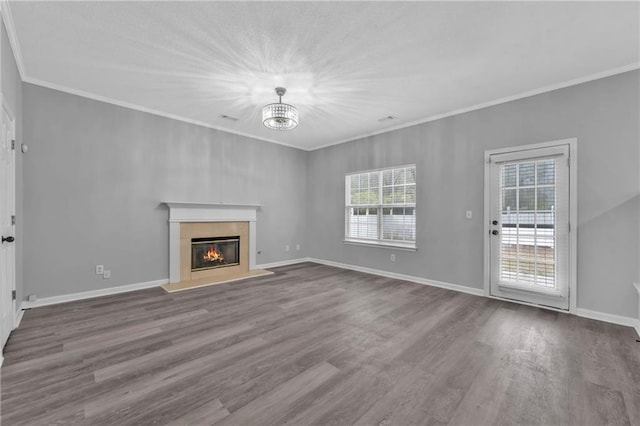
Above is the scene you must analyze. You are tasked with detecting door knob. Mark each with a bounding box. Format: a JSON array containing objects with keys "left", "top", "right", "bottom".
[
  {"left": 2, "top": 236, "right": 15, "bottom": 243},
  {"left": 491, "top": 230, "right": 499, "bottom": 236}
]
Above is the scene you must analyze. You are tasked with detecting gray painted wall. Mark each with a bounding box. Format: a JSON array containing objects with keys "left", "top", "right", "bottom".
[
  {"left": 308, "top": 70, "right": 640, "bottom": 319},
  {"left": 22, "top": 84, "right": 308, "bottom": 299},
  {"left": 2, "top": 19, "right": 23, "bottom": 312},
  {"left": 18, "top": 66, "right": 640, "bottom": 320}
]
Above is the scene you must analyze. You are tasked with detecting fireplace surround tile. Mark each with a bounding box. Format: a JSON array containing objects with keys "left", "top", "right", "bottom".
[{"left": 162, "top": 202, "right": 267, "bottom": 292}]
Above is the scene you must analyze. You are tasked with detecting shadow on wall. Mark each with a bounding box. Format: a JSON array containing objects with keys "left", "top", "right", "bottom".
[{"left": 578, "top": 193, "right": 639, "bottom": 317}]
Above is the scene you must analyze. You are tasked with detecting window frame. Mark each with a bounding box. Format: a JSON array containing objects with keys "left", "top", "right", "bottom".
[{"left": 344, "top": 164, "right": 417, "bottom": 250}]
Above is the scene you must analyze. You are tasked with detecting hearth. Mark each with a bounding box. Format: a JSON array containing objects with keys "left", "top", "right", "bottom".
[{"left": 191, "top": 236, "right": 240, "bottom": 271}]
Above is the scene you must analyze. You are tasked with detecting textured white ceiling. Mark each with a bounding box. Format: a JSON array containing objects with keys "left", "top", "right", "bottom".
[{"left": 6, "top": 1, "right": 640, "bottom": 150}]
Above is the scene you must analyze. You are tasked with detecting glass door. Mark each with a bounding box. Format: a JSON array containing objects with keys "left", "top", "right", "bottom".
[{"left": 488, "top": 145, "right": 570, "bottom": 310}]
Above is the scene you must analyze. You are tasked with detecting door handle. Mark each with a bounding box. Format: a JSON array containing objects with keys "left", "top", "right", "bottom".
[
  {"left": 2, "top": 236, "right": 15, "bottom": 243},
  {"left": 492, "top": 220, "right": 499, "bottom": 225},
  {"left": 491, "top": 230, "right": 499, "bottom": 236}
]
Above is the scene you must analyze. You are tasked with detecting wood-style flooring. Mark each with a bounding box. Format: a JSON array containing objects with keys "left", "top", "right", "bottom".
[{"left": 2, "top": 262, "right": 639, "bottom": 425}]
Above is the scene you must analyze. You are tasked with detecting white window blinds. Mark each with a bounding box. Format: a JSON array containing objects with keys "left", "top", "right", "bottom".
[{"left": 345, "top": 165, "right": 416, "bottom": 247}]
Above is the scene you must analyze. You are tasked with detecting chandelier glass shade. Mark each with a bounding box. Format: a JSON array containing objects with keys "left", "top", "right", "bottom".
[{"left": 262, "top": 87, "right": 298, "bottom": 130}]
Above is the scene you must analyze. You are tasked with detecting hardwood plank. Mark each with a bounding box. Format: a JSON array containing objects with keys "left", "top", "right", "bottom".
[
  {"left": 215, "top": 361, "right": 341, "bottom": 426},
  {"left": 166, "top": 399, "right": 230, "bottom": 426},
  {"left": 92, "top": 322, "right": 254, "bottom": 382},
  {"left": 1, "top": 263, "right": 638, "bottom": 425},
  {"left": 82, "top": 336, "right": 269, "bottom": 419}
]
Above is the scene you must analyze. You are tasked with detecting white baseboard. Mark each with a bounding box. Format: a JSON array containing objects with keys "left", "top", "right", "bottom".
[
  {"left": 306, "top": 258, "right": 639, "bottom": 335},
  {"left": 13, "top": 262, "right": 640, "bottom": 339},
  {"left": 307, "top": 257, "right": 485, "bottom": 297},
  {"left": 21, "top": 279, "right": 168, "bottom": 309},
  {"left": 14, "top": 303, "right": 25, "bottom": 328},
  {"left": 256, "top": 257, "right": 311, "bottom": 269},
  {"left": 574, "top": 308, "right": 639, "bottom": 336}
]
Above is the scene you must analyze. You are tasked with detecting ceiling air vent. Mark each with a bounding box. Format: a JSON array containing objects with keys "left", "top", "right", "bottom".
[
  {"left": 220, "top": 114, "right": 239, "bottom": 122},
  {"left": 377, "top": 115, "right": 397, "bottom": 122}
]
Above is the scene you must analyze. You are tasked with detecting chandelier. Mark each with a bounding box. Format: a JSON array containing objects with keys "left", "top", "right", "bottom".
[{"left": 262, "top": 87, "right": 298, "bottom": 130}]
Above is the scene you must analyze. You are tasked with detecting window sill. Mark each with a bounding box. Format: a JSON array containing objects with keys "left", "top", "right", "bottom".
[{"left": 343, "top": 239, "right": 417, "bottom": 252}]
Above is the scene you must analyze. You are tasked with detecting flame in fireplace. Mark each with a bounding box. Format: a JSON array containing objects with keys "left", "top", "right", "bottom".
[{"left": 203, "top": 246, "right": 224, "bottom": 263}]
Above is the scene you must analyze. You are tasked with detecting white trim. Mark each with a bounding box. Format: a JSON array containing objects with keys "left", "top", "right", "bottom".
[
  {"left": 308, "top": 257, "right": 484, "bottom": 297},
  {"left": 9, "top": 260, "right": 639, "bottom": 339},
  {"left": 483, "top": 149, "right": 492, "bottom": 298},
  {"left": 575, "top": 308, "right": 639, "bottom": 337},
  {"left": 14, "top": 302, "right": 24, "bottom": 328},
  {"left": 1, "top": 0, "right": 635, "bottom": 156},
  {"left": 163, "top": 202, "right": 260, "bottom": 282},
  {"left": 345, "top": 163, "right": 417, "bottom": 177},
  {"left": 22, "top": 77, "right": 303, "bottom": 151},
  {"left": 163, "top": 202, "right": 262, "bottom": 209},
  {"left": 484, "top": 138, "right": 578, "bottom": 157},
  {"left": 0, "top": 97, "right": 17, "bottom": 348},
  {"left": 310, "top": 258, "right": 638, "bottom": 335},
  {"left": 21, "top": 63, "right": 639, "bottom": 153},
  {"left": 343, "top": 240, "right": 418, "bottom": 252},
  {"left": 163, "top": 202, "right": 260, "bottom": 223},
  {"left": 486, "top": 294, "right": 569, "bottom": 314},
  {"left": 483, "top": 138, "right": 578, "bottom": 312},
  {"left": 568, "top": 141, "right": 578, "bottom": 312},
  {"left": 0, "top": 1, "right": 26, "bottom": 80},
  {"left": 21, "top": 279, "right": 167, "bottom": 309},
  {"left": 312, "top": 63, "right": 640, "bottom": 151},
  {"left": 256, "top": 257, "right": 311, "bottom": 269}
]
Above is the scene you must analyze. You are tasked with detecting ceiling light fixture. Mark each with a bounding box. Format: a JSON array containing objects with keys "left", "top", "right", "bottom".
[{"left": 262, "top": 87, "right": 298, "bottom": 130}]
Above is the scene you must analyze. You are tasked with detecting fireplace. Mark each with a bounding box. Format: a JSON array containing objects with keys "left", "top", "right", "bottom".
[
  {"left": 163, "top": 202, "right": 261, "bottom": 287},
  {"left": 191, "top": 236, "right": 240, "bottom": 271}
]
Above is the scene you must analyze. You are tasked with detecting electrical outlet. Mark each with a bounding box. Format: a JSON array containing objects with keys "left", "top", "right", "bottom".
[
  {"left": 96, "top": 265, "right": 104, "bottom": 275},
  {"left": 390, "top": 254, "right": 396, "bottom": 262},
  {"left": 103, "top": 270, "right": 111, "bottom": 279},
  {"left": 466, "top": 210, "right": 473, "bottom": 219},
  {"left": 296, "top": 244, "right": 300, "bottom": 251},
  {"left": 285, "top": 245, "right": 290, "bottom": 252}
]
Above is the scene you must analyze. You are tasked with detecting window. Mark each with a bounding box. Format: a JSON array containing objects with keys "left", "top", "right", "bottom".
[{"left": 345, "top": 165, "right": 416, "bottom": 248}]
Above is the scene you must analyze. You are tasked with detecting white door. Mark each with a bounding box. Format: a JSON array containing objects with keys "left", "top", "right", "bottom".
[
  {"left": 0, "top": 104, "right": 16, "bottom": 349},
  {"left": 488, "top": 144, "right": 570, "bottom": 310}
]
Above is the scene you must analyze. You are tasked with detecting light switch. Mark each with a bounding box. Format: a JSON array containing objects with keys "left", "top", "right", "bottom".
[{"left": 466, "top": 210, "right": 473, "bottom": 219}]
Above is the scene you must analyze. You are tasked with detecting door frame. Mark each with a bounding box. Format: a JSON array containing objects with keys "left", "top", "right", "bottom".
[
  {"left": 0, "top": 93, "right": 18, "bottom": 365},
  {"left": 4, "top": 100, "right": 16, "bottom": 320},
  {"left": 483, "top": 138, "right": 578, "bottom": 313}
]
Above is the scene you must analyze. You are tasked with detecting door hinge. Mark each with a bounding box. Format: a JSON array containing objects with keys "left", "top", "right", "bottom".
[
  {"left": 568, "top": 222, "right": 571, "bottom": 232},
  {"left": 11, "top": 140, "right": 15, "bottom": 150},
  {"left": 11, "top": 215, "right": 15, "bottom": 225},
  {"left": 11, "top": 290, "right": 16, "bottom": 301},
  {"left": 567, "top": 157, "right": 570, "bottom": 167}
]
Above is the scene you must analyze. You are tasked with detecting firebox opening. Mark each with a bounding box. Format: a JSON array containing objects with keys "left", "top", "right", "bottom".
[{"left": 191, "top": 236, "right": 240, "bottom": 272}]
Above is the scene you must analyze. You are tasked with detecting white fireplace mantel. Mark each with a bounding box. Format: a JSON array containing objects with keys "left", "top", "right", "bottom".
[{"left": 163, "top": 202, "right": 261, "bottom": 283}]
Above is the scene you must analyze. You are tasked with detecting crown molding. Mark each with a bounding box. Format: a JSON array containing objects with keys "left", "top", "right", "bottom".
[
  {"left": 23, "top": 76, "right": 305, "bottom": 151},
  {"left": 0, "top": 0, "right": 304, "bottom": 151},
  {"left": 2, "top": 0, "right": 637, "bottom": 152},
  {"left": 311, "top": 62, "right": 640, "bottom": 151},
  {"left": 0, "top": 0, "right": 26, "bottom": 79}
]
